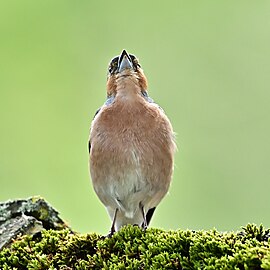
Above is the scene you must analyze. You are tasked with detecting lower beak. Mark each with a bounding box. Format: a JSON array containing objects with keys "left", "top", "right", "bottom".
[{"left": 118, "top": 50, "right": 133, "bottom": 72}]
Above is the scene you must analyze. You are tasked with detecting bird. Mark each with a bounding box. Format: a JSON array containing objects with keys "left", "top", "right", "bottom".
[{"left": 88, "top": 49, "right": 176, "bottom": 235}]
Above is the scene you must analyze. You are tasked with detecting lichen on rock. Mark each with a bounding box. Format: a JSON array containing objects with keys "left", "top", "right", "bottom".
[{"left": 0, "top": 196, "right": 69, "bottom": 250}]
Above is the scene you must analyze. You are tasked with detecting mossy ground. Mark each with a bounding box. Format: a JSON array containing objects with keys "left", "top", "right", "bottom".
[{"left": 0, "top": 224, "right": 270, "bottom": 269}]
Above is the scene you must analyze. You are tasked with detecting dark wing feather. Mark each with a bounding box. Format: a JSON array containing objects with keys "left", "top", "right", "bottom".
[
  {"left": 88, "top": 108, "right": 101, "bottom": 153},
  {"left": 88, "top": 141, "right": 91, "bottom": 153},
  {"left": 146, "top": 207, "right": 156, "bottom": 226}
]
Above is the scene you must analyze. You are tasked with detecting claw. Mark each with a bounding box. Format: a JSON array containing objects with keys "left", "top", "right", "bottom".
[
  {"left": 107, "top": 208, "right": 118, "bottom": 237},
  {"left": 140, "top": 202, "right": 148, "bottom": 231}
]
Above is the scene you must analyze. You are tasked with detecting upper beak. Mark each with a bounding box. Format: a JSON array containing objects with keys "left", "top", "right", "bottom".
[{"left": 118, "top": 49, "right": 133, "bottom": 72}]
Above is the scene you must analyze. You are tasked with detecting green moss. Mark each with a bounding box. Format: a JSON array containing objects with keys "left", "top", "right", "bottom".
[{"left": 0, "top": 224, "right": 269, "bottom": 269}]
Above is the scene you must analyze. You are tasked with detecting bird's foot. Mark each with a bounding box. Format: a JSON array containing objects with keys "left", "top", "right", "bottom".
[
  {"left": 106, "top": 227, "right": 116, "bottom": 238},
  {"left": 133, "top": 223, "right": 147, "bottom": 231},
  {"left": 141, "top": 222, "right": 148, "bottom": 231}
]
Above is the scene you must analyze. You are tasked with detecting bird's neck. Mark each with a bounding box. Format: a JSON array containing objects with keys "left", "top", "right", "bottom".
[{"left": 115, "top": 76, "right": 142, "bottom": 102}]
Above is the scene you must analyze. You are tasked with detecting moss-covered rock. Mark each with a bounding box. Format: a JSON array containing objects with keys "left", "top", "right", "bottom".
[
  {"left": 0, "top": 224, "right": 270, "bottom": 269},
  {"left": 0, "top": 196, "right": 70, "bottom": 250},
  {"left": 0, "top": 196, "right": 69, "bottom": 230}
]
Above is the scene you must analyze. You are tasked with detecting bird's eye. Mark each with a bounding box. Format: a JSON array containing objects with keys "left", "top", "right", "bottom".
[
  {"left": 108, "top": 57, "right": 119, "bottom": 74},
  {"left": 130, "top": 54, "right": 141, "bottom": 69},
  {"left": 136, "top": 61, "right": 141, "bottom": 68},
  {"left": 108, "top": 64, "right": 114, "bottom": 74}
]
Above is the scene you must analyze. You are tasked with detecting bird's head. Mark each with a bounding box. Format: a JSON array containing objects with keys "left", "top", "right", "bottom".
[{"left": 106, "top": 50, "right": 148, "bottom": 97}]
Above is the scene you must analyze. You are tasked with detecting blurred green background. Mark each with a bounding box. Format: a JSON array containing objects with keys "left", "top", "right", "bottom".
[{"left": 1, "top": 1, "right": 270, "bottom": 234}]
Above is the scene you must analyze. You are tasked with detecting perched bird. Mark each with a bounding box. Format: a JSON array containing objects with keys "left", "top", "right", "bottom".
[{"left": 89, "top": 50, "right": 176, "bottom": 235}]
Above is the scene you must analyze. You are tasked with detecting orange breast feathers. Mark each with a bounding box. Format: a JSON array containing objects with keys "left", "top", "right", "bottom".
[{"left": 89, "top": 92, "right": 176, "bottom": 221}]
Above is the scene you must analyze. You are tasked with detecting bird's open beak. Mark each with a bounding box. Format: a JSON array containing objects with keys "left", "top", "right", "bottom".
[{"left": 118, "top": 49, "right": 133, "bottom": 72}]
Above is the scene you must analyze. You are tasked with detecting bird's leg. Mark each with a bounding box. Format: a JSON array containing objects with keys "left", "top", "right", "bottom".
[
  {"left": 108, "top": 208, "right": 118, "bottom": 237},
  {"left": 139, "top": 202, "right": 147, "bottom": 230}
]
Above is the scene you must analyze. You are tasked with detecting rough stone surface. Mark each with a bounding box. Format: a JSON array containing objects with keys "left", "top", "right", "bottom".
[{"left": 0, "top": 196, "right": 69, "bottom": 250}]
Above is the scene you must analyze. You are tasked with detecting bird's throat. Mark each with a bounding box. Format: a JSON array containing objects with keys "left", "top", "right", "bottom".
[{"left": 115, "top": 76, "right": 142, "bottom": 101}]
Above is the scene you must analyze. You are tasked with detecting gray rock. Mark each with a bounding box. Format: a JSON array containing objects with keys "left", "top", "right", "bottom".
[{"left": 0, "top": 196, "right": 69, "bottom": 250}]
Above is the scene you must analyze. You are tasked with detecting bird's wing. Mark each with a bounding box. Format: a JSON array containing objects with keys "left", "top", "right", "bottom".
[
  {"left": 141, "top": 91, "right": 164, "bottom": 112},
  {"left": 88, "top": 96, "right": 115, "bottom": 153},
  {"left": 88, "top": 108, "right": 101, "bottom": 153},
  {"left": 88, "top": 140, "right": 91, "bottom": 154},
  {"left": 146, "top": 207, "right": 156, "bottom": 226}
]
